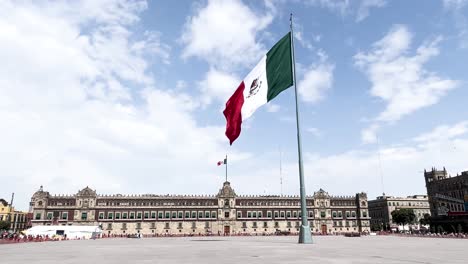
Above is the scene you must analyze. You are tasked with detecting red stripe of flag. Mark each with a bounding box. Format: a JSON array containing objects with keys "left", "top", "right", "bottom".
[{"left": 223, "top": 81, "right": 245, "bottom": 145}]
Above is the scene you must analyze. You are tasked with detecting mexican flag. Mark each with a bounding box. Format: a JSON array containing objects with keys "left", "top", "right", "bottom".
[{"left": 223, "top": 32, "right": 293, "bottom": 145}]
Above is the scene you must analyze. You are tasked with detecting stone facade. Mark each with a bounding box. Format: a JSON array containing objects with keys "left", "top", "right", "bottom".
[
  {"left": 29, "top": 182, "right": 371, "bottom": 235},
  {"left": 368, "top": 195, "right": 430, "bottom": 230},
  {"left": 424, "top": 168, "right": 468, "bottom": 216},
  {"left": 424, "top": 168, "right": 468, "bottom": 233}
]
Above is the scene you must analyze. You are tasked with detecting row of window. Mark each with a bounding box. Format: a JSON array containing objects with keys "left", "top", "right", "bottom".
[
  {"left": 98, "top": 211, "right": 218, "bottom": 220},
  {"left": 331, "top": 211, "right": 359, "bottom": 218},
  {"left": 97, "top": 201, "right": 217, "bottom": 207},
  {"left": 238, "top": 210, "right": 314, "bottom": 218}
]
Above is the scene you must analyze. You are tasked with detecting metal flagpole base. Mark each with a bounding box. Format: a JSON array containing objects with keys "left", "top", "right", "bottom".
[{"left": 298, "top": 225, "right": 313, "bottom": 244}]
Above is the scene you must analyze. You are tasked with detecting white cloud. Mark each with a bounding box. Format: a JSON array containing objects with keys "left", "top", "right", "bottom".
[
  {"left": 266, "top": 103, "right": 281, "bottom": 113},
  {"left": 0, "top": 0, "right": 254, "bottom": 210},
  {"left": 361, "top": 124, "right": 380, "bottom": 144},
  {"left": 298, "top": 63, "right": 334, "bottom": 103},
  {"left": 176, "top": 80, "right": 187, "bottom": 89},
  {"left": 181, "top": 0, "right": 273, "bottom": 70},
  {"left": 443, "top": 0, "right": 468, "bottom": 9},
  {"left": 354, "top": 25, "right": 458, "bottom": 123},
  {"left": 306, "top": 0, "right": 386, "bottom": 21},
  {"left": 299, "top": 121, "right": 468, "bottom": 199},
  {"left": 444, "top": 0, "right": 468, "bottom": 48},
  {"left": 305, "top": 0, "right": 350, "bottom": 16},
  {"left": 414, "top": 121, "right": 468, "bottom": 142},
  {"left": 356, "top": 0, "right": 387, "bottom": 22},
  {"left": 307, "top": 127, "right": 322, "bottom": 137},
  {"left": 198, "top": 68, "right": 240, "bottom": 106}
]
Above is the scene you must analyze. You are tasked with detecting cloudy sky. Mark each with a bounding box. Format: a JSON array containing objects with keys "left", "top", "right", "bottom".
[{"left": 1, "top": 0, "right": 468, "bottom": 211}]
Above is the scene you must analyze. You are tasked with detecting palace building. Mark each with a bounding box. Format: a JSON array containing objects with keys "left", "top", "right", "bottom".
[{"left": 29, "top": 182, "right": 371, "bottom": 235}]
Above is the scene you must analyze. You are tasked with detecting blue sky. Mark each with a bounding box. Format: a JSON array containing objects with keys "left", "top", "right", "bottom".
[{"left": 1, "top": 0, "right": 468, "bottom": 211}]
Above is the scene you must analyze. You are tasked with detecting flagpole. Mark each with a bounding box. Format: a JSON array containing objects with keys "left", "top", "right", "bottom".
[
  {"left": 290, "top": 13, "right": 313, "bottom": 244},
  {"left": 225, "top": 154, "right": 228, "bottom": 182}
]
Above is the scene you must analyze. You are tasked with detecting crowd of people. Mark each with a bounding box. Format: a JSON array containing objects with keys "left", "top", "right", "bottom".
[{"left": 2, "top": 229, "right": 467, "bottom": 244}]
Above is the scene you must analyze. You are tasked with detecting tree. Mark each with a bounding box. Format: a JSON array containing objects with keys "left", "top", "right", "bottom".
[
  {"left": 0, "top": 220, "right": 10, "bottom": 231},
  {"left": 419, "top": 213, "right": 431, "bottom": 226},
  {"left": 391, "top": 209, "right": 416, "bottom": 231},
  {"left": 371, "top": 222, "right": 382, "bottom": 231}
]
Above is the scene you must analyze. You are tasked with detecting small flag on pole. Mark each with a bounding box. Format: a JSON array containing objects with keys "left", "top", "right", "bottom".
[{"left": 217, "top": 159, "right": 227, "bottom": 166}]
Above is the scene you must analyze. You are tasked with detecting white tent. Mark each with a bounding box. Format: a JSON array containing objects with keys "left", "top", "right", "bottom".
[{"left": 24, "top": 225, "right": 102, "bottom": 239}]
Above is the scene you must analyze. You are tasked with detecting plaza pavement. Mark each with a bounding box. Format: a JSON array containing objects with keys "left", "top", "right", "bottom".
[{"left": 1, "top": 235, "right": 467, "bottom": 264}]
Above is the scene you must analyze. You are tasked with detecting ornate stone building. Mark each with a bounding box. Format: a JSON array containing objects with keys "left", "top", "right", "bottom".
[
  {"left": 368, "top": 195, "right": 430, "bottom": 231},
  {"left": 29, "top": 182, "right": 370, "bottom": 235},
  {"left": 424, "top": 167, "right": 468, "bottom": 232}
]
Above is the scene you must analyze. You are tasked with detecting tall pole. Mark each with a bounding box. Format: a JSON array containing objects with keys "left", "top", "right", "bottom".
[
  {"left": 225, "top": 154, "right": 228, "bottom": 182},
  {"left": 290, "top": 13, "right": 313, "bottom": 244}
]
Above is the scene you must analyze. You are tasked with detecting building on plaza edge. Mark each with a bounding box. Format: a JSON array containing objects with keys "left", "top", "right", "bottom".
[
  {"left": 29, "top": 182, "right": 370, "bottom": 235},
  {"left": 424, "top": 168, "right": 468, "bottom": 232},
  {"left": 0, "top": 198, "right": 30, "bottom": 232},
  {"left": 368, "top": 195, "right": 430, "bottom": 231}
]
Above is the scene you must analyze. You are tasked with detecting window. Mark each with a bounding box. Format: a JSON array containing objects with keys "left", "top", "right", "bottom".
[
  {"left": 158, "top": 212, "right": 163, "bottom": 219},
  {"left": 224, "top": 212, "right": 230, "bottom": 218},
  {"left": 185, "top": 212, "right": 190, "bottom": 218},
  {"left": 179, "top": 212, "right": 184, "bottom": 218},
  {"left": 280, "top": 211, "right": 285, "bottom": 218},
  {"left": 247, "top": 212, "right": 252, "bottom": 218},
  {"left": 205, "top": 212, "right": 210, "bottom": 218},
  {"left": 99, "top": 212, "right": 104, "bottom": 219},
  {"left": 258, "top": 211, "right": 263, "bottom": 218},
  {"left": 152, "top": 212, "right": 156, "bottom": 219},
  {"left": 191, "top": 222, "right": 196, "bottom": 229},
  {"left": 274, "top": 211, "right": 279, "bottom": 218},
  {"left": 122, "top": 223, "right": 127, "bottom": 230},
  {"left": 286, "top": 211, "right": 291, "bottom": 218},
  {"left": 252, "top": 212, "right": 257, "bottom": 218},
  {"left": 351, "top": 211, "right": 356, "bottom": 217},
  {"left": 198, "top": 212, "right": 203, "bottom": 218},
  {"left": 237, "top": 212, "right": 242, "bottom": 218},
  {"left": 320, "top": 211, "right": 326, "bottom": 218},
  {"left": 211, "top": 212, "right": 216, "bottom": 218},
  {"left": 363, "top": 211, "right": 368, "bottom": 217},
  {"left": 35, "top": 213, "right": 41, "bottom": 220},
  {"left": 263, "top": 222, "right": 268, "bottom": 228},
  {"left": 242, "top": 222, "right": 247, "bottom": 228},
  {"left": 81, "top": 212, "right": 87, "bottom": 220},
  {"left": 205, "top": 221, "right": 209, "bottom": 228},
  {"left": 62, "top": 212, "right": 68, "bottom": 220},
  {"left": 108, "top": 213, "right": 113, "bottom": 219},
  {"left": 172, "top": 212, "right": 177, "bottom": 219},
  {"left": 293, "top": 211, "right": 297, "bottom": 218},
  {"left": 192, "top": 212, "right": 197, "bottom": 218},
  {"left": 165, "top": 212, "right": 170, "bottom": 218},
  {"left": 253, "top": 222, "right": 257, "bottom": 228},
  {"left": 287, "top": 222, "right": 292, "bottom": 228},
  {"left": 144, "top": 212, "right": 149, "bottom": 219},
  {"left": 116, "top": 213, "right": 121, "bottom": 219},
  {"left": 107, "top": 223, "right": 112, "bottom": 230},
  {"left": 346, "top": 211, "right": 350, "bottom": 218},
  {"left": 332, "top": 211, "right": 337, "bottom": 218},
  {"left": 130, "top": 212, "right": 135, "bottom": 219},
  {"left": 178, "top": 222, "right": 183, "bottom": 229},
  {"left": 47, "top": 212, "right": 53, "bottom": 219},
  {"left": 165, "top": 223, "right": 170, "bottom": 229},
  {"left": 338, "top": 211, "right": 342, "bottom": 218},
  {"left": 308, "top": 211, "right": 314, "bottom": 218},
  {"left": 151, "top": 223, "right": 156, "bottom": 229},
  {"left": 123, "top": 213, "right": 128, "bottom": 219},
  {"left": 267, "top": 211, "right": 272, "bottom": 218}
]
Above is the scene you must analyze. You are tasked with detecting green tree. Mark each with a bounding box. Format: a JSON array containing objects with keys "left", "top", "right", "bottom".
[
  {"left": 391, "top": 209, "right": 416, "bottom": 231},
  {"left": 371, "top": 222, "right": 382, "bottom": 231},
  {"left": 0, "top": 220, "right": 10, "bottom": 231},
  {"left": 419, "top": 213, "right": 431, "bottom": 226}
]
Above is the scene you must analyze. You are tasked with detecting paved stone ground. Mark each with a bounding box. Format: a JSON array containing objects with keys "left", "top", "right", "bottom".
[{"left": 1, "top": 236, "right": 467, "bottom": 264}]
